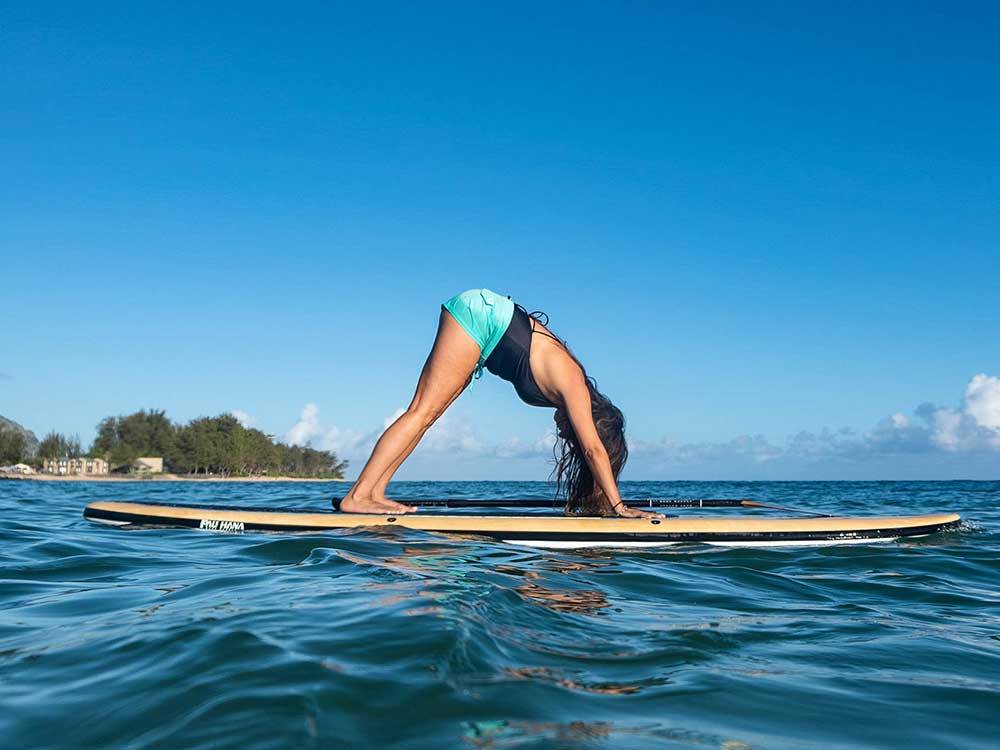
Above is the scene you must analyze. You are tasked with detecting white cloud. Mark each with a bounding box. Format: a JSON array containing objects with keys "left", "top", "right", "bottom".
[
  {"left": 283, "top": 402, "right": 556, "bottom": 462},
  {"left": 285, "top": 403, "right": 321, "bottom": 446},
  {"left": 626, "top": 374, "right": 1000, "bottom": 467},
  {"left": 629, "top": 434, "right": 784, "bottom": 464},
  {"left": 965, "top": 373, "right": 1000, "bottom": 431},
  {"left": 494, "top": 430, "right": 558, "bottom": 459},
  {"left": 284, "top": 403, "right": 377, "bottom": 455},
  {"left": 421, "top": 414, "right": 485, "bottom": 454},
  {"left": 897, "top": 373, "right": 1000, "bottom": 454},
  {"left": 281, "top": 374, "right": 1000, "bottom": 471},
  {"left": 927, "top": 406, "right": 966, "bottom": 451},
  {"left": 231, "top": 409, "right": 256, "bottom": 428}
]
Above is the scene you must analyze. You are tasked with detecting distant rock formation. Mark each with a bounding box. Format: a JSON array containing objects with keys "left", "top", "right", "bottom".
[{"left": 0, "top": 415, "right": 40, "bottom": 458}]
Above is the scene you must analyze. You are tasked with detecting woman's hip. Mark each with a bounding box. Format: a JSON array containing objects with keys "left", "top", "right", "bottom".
[{"left": 441, "top": 288, "right": 515, "bottom": 359}]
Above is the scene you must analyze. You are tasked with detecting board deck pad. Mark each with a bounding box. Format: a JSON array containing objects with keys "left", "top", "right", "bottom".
[{"left": 83, "top": 501, "right": 961, "bottom": 549}]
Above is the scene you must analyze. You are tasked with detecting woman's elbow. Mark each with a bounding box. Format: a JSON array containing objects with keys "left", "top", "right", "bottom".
[{"left": 582, "top": 443, "right": 607, "bottom": 463}]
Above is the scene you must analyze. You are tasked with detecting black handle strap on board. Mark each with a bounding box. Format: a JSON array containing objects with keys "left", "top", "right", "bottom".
[{"left": 330, "top": 497, "right": 831, "bottom": 516}]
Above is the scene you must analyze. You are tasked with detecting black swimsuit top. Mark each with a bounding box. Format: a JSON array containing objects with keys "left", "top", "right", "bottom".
[{"left": 485, "top": 305, "right": 557, "bottom": 408}]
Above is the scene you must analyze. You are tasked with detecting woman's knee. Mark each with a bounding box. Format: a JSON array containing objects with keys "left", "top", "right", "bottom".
[{"left": 408, "top": 401, "right": 446, "bottom": 428}]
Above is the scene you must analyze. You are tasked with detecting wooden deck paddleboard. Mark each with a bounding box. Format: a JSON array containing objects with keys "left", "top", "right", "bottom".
[{"left": 83, "top": 501, "right": 961, "bottom": 549}]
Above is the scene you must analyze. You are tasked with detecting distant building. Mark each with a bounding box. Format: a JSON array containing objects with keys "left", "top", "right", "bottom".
[
  {"left": 133, "top": 457, "right": 164, "bottom": 474},
  {"left": 42, "top": 457, "right": 109, "bottom": 476}
]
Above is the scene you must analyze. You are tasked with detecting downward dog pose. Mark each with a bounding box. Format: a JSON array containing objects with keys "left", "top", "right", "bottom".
[{"left": 339, "top": 289, "right": 657, "bottom": 518}]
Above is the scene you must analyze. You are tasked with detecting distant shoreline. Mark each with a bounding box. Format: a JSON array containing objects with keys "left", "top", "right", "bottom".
[{"left": 1, "top": 473, "right": 349, "bottom": 483}]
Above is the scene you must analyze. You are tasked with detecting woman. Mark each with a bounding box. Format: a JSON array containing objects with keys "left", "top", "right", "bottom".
[{"left": 339, "top": 288, "right": 657, "bottom": 518}]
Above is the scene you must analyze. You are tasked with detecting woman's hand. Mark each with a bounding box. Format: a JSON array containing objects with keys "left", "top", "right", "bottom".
[
  {"left": 555, "top": 374, "right": 665, "bottom": 521},
  {"left": 610, "top": 502, "right": 664, "bottom": 520}
]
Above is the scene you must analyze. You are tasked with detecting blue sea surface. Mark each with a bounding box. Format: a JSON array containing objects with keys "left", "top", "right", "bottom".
[{"left": 1, "top": 480, "right": 997, "bottom": 749}]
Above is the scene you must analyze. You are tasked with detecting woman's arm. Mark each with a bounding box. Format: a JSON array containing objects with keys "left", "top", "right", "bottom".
[{"left": 560, "top": 374, "right": 660, "bottom": 519}]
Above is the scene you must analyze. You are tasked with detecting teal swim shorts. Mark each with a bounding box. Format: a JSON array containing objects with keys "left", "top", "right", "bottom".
[{"left": 442, "top": 288, "right": 515, "bottom": 364}]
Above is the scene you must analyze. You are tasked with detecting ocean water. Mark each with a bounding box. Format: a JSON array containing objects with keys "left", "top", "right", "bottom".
[{"left": 1, "top": 480, "right": 997, "bottom": 750}]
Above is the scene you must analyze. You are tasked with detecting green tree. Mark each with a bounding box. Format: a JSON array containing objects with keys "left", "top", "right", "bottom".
[
  {"left": 37, "top": 432, "right": 79, "bottom": 459},
  {"left": 92, "top": 409, "right": 176, "bottom": 470},
  {"left": 92, "top": 417, "right": 119, "bottom": 455},
  {"left": 0, "top": 428, "right": 26, "bottom": 464},
  {"left": 89, "top": 409, "right": 347, "bottom": 478},
  {"left": 109, "top": 443, "right": 140, "bottom": 468}
]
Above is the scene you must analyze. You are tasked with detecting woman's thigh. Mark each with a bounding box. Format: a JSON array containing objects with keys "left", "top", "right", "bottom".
[{"left": 408, "top": 309, "right": 482, "bottom": 414}]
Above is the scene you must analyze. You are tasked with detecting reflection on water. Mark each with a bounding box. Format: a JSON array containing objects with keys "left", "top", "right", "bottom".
[
  {"left": 511, "top": 574, "right": 610, "bottom": 614},
  {"left": 505, "top": 666, "right": 645, "bottom": 694},
  {"left": 463, "top": 719, "right": 757, "bottom": 749},
  {"left": 464, "top": 719, "right": 613, "bottom": 747},
  {"left": 494, "top": 560, "right": 614, "bottom": 614}
]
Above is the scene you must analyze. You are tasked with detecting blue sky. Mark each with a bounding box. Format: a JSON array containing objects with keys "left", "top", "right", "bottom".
[{"left": 3, "top": 2, "right": 998, "bottom": 479}]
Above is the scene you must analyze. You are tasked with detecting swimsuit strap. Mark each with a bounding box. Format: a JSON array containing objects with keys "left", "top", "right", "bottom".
[{"left": 515, "top": 303, "right": 567, "bottom": 348}]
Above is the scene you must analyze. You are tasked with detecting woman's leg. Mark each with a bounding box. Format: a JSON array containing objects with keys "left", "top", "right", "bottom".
[
  {"left": 368, "top": 381, "right": 468, "bottom": 504},
  {"left": 339, "top": 310, "right": 480, "bottom": 513}
]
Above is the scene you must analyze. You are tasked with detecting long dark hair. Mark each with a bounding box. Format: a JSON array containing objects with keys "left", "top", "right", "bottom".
[
  {"left": 525, "top": 308, "right": 629, "bottom": 515},
  {"left": 553, "top": 377, "right": 629, "bottom": 515}
]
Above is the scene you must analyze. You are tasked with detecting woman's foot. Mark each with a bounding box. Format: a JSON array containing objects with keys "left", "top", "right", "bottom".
[
  {"left": 338, "top": 493, "right": 416, "bottom": 514},
  {"left": 371, "top": 495, "right": 417, "bottom": 513}
]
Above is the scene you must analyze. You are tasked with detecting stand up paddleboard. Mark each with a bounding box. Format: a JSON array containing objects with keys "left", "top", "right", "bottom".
[{"left": 83, "top": 499, "right": 960, "bottom": 549}]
